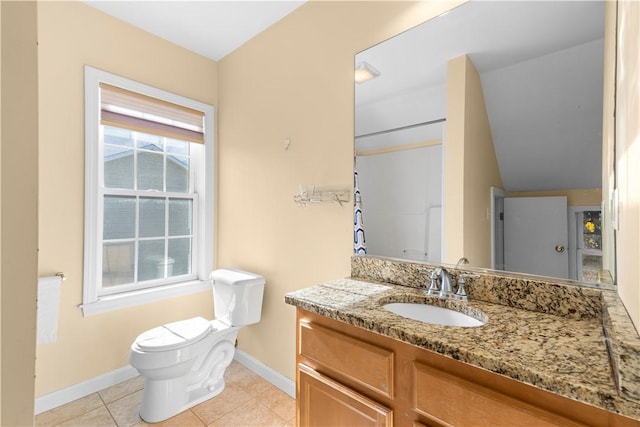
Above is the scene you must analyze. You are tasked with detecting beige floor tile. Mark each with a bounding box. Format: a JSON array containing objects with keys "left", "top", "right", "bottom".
[
  {"left": 35, "top": 393, "right": 104, "bottom": 426},
  {"left": 106, "top": 389, "right": 143, "bottom": 427},
  {"left": 37, "top": 361, "right": 297, "bottom": 427},
  {"left": 207, "top": 398, "right": 287, "bottom": 427},
  {"left": 284, "top": 416, "right": 297, "bottom": 427},
  {"left": 132, "top": 410, "right": 205, "bottom": 427},
  {"left": 191, "top": 382, "right": 254, "bottom": 425},
  {"left": 224, "top": 361, "right": 272, "bottom": 397},
  {"left": 256, "top": 386, "right": 296, "bottom": 421},
  {"left": 57, "top": 406, "right": 117, "bottom": 427},
  {"left": 99, "top": 376, "right": 145, "bottom": 404},
  {"left": 223, "top": 360, "right": 252, "bottom": 381}
]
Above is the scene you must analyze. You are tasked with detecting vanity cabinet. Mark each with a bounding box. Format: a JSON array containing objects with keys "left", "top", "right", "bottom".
[
  {"left": 297, "top": 316, "right": 394, "bottom": 426},
  {"left": 295, "top": 308, "right": 638, "bottom": 427}
]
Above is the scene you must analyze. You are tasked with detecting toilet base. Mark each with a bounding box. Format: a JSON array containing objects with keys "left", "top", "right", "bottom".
[
  {"left": 139, "top": 380, "right": 226, "bottom": 423},
  {"left": 137, "top": 336, "right": 237, "bottom": 423}
]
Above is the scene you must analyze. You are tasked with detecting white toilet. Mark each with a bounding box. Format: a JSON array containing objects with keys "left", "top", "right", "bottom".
[{"left": 129, "top": 268, "right": 265, "bottom": 423}]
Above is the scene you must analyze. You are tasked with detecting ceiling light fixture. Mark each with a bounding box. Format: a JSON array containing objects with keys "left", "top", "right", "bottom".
[{"left": 355, "top": 61, "right": 380, "bottom": 84}]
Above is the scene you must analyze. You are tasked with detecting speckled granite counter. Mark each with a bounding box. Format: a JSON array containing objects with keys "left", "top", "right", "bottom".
[{"left": 285, "top": 277, "right": 640, "bottom": 421}]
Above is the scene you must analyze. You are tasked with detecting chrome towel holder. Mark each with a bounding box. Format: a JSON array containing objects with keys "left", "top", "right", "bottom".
[{"left": 294, "top": 185, "right": 350, "bottom": 207}]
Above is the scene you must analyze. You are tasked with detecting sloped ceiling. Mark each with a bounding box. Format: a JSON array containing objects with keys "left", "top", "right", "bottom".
[{"left": 355, "top": 1, "right": 604, "bottom": 192}]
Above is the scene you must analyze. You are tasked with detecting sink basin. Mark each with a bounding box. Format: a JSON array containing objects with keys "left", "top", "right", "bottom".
[{"left": 383, "top": 303, "right": 486, "bottom": 327}]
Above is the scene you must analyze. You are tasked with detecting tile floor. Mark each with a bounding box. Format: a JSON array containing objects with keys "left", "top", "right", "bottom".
[{"left": 35, "top": 361, "right": 296, "bottom": 427}]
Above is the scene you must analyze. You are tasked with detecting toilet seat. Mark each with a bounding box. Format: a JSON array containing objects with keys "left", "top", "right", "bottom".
[{"left": 135, "top": 317, "right": 212, "bottom": 352}]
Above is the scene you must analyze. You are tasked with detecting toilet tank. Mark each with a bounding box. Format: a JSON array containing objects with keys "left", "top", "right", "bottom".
[{"left": 210, "top": 268, "right": 265, "bottom": 326}]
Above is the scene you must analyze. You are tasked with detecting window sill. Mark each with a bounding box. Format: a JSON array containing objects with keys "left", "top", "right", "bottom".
[{"left": 80, "top": 279, "right": 211, "bottom": 316}]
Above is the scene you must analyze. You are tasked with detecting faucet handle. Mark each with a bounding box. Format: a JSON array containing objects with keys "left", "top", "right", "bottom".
[
  {"left": 426, "top": 268, "right": 441, "bottom": 295},
  {"left": 454, "top": 273, "right": 480, "bottom": 302}
]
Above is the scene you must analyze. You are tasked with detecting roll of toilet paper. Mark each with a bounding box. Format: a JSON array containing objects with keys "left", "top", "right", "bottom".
[{"left": 37, "top": 275, "right": 62, "bottom": 344}]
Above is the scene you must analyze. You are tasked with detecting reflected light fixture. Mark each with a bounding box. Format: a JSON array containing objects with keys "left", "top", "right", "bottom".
[{"left": 355, "top": 61, "right": 380, "bottom": 84}]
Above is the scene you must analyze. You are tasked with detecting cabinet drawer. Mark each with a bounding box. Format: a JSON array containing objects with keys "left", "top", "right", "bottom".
[
  {"left": 299, "top": 320, "right": 394, "bottom": 399},
  {"left": 298, "top": 364, "right": 393, "bottom": 427},
  {"left": 413, "top": 362, "right": 585, "bottom": 427}
]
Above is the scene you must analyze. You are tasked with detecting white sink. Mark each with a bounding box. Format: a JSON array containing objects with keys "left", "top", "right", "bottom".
[{"left": 383, "top": 303, "right": 486, "bottom": 327}]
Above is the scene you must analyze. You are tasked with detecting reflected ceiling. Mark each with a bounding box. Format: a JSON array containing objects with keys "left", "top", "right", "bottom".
[{"left": 355, "top": 1, "right": 604, "bottom": 192}]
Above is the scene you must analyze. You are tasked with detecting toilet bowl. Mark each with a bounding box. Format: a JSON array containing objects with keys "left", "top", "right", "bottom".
[{"left": 129, "top": 269, "right": 265, "bottom": 423}]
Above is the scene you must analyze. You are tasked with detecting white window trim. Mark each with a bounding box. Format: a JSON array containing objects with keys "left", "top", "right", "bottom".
[{"left": 82, "top": 66, "right": 214, "bottom": 316}]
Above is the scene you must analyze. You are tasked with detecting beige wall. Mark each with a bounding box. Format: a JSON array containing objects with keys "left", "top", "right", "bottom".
[
  {"left": 0, "top": 2, "right": 3, "bottom": 421},
  {"left": 615, "top": 0, "right": 640, "bottom": 330},
  {"left": 443, "top": 56, "right": 466, "bottom": 264},
  {"left": 1, "top": 1, "right": 39, "bottom": 424},
  {"left": 506, "top": 189, "right": 602, "bottom": 207},
  {"left": 35, "top": 2, "right": 218, "bottom": 396},
  {"left": 444, "top": 55, "right": 503, "bottom": 268},
  {"left": 217, "top": 0, "right": 464, "bottom": 380}
]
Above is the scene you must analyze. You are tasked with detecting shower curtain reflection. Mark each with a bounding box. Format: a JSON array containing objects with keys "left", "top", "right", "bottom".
[
  {"left": 354, "top": 169, "right": 367, "bottom": 255},
  {"left": 354, "top": 124, "right": 443, "bottom": 262}
]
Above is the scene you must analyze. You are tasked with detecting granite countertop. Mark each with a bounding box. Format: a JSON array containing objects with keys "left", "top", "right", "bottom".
[{"left": 285, "top": 277, "right": 640, "bottom": 420}]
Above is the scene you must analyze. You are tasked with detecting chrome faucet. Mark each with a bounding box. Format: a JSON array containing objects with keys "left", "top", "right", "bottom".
[
  {"left": 425, "top": 258, "right": 474, "bottom": 300},
  {"left": 438, "top": 267, "right": 454, "bottom": 299}
]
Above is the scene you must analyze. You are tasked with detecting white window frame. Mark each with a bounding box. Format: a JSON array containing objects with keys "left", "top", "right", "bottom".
[{"left": 81, "top": 66, "right": 214, "bottom": 316}]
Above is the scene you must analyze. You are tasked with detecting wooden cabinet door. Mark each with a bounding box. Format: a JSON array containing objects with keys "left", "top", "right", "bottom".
[{"left": 298, "top": 364, "right": 393, "bottom": 427}]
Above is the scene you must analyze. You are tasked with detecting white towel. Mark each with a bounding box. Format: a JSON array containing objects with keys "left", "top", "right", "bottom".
[{"left": 37, "top": 276, "right": 62, "bottom": 344}]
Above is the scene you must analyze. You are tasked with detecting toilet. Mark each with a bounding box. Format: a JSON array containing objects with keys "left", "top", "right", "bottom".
[{"left": 129, "top": 268, "right": 265, "bottom": 423}]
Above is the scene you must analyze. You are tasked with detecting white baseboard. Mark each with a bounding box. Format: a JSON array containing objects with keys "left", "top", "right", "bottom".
[
  {"left": 34, "top": 365, "right": 139, "bottom": 415},
  {"left": 233, "top": 349, "right": 296, "bottom": 398},
  {"left": 34, "top": 350, "right": 295, "bottom": 415}
]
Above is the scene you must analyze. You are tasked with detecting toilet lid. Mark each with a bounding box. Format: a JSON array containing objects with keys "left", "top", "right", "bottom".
[{"left": 135, "top": 317, "right": 212, "bottom": 352}]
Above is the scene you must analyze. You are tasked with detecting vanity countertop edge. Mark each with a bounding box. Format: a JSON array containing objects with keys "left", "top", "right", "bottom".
[{"left": 285, "top": 277, "right": 640, "bottom": 421}]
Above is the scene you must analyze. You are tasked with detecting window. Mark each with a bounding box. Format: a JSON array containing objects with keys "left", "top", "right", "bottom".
[
  {"left": 576, "top": 209, "right": 603, "bottom": 283},
  {"left": 568, "top": 206, "right": 603, "bottom": 284},
  {"left": 82, "top": 67, "right": 214, "bottom": 315}
]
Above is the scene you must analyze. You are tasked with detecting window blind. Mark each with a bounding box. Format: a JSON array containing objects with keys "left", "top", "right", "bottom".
[{"left": 100, "top": 83, "right": 205, "bottom": 144}]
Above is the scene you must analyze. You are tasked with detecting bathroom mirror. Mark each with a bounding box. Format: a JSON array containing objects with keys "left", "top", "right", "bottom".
[{"left": 354, "top": 1, "right": 613, "bottom": 287}]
